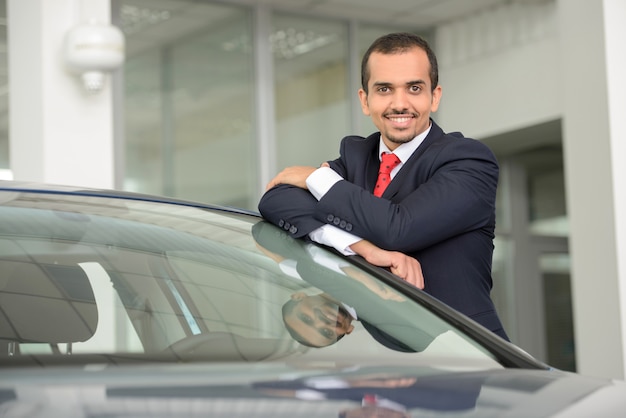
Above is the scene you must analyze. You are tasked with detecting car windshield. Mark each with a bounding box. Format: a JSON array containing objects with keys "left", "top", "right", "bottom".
[{"left": 0, "top": 190, "right": 501, "bottom": 369}]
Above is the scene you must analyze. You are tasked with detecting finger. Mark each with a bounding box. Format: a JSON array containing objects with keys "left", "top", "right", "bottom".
[
  {"left": 406, "top": 261, "right": 424, "bottom": 289},
  {"left": 390, "top": 263, "right": 407, "bottom": 282},
  {"left": 404, "top": 269, "right": 419, "bottom": 288},
  {"left": 320, "top": 162, "right": 330, "bottom": 168},
  {"left": 413, "top": 260, "right": 425, "bottom": 289},
  {"left": 396, "top": 261, "right": 423, "bottom": 289},
  {"left": 265, "top": 173, "right": 283, "bottom": 191},
  {"left": 413, "top": 268, "right": 425, "bottom": 289}
]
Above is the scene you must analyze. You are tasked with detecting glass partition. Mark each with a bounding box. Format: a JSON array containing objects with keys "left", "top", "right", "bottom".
[
  {"left": 273, "top": 14, "right": 350, "bottom": 168},
  {"left": 118, "top": 1, "right": 255, "bottom": 209}
]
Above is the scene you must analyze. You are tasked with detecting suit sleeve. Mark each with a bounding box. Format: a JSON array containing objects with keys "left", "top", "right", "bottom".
[
  {"left": 257, "top": 184, "right": 325, "bottom": 239},
  {"left": 315, "top": 139, "right": 499, "bottom": 253},
  {"left": 257, "top": 138, "right": 352, "bottom": 240}
]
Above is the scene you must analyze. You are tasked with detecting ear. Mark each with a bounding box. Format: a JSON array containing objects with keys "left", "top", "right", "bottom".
[
  {"left": 291, "top": 292, "right": 306, "bottom": 301},
  {"left": 430, "top": 85, "right": 442, "bottom": 113},
  {"left": 358, "top": 88, "right": 370, "bottom": 116},
  {"left": 345, "top": 324, "right": 355, "bottom": 334}
]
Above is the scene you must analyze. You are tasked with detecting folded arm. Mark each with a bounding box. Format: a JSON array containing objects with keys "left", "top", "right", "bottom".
[
  {"left": 316, "top": 140, "right": 499, "bottom": 253},
  {"left": 259, "top": 172, "right": 424, "bottom": 288}
]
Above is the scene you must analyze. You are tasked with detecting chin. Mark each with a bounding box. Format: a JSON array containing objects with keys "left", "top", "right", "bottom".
[{"left": 387, "top": 136, "right": 415, "bottom": 145}]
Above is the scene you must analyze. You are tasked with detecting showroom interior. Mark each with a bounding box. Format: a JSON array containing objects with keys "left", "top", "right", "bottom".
[{"left": 2, "top": 0, "right": 626, "bottom": 379}]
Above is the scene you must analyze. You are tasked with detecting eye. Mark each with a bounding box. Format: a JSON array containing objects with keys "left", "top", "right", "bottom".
[
  {"left": 410, "top": 84, "right": 422, "bottom": 92},
  {"left": 297, "top": 313, "right": 314, "bottom": 325},
  {"left": 321, "top": 328, "right": 336, "bottom": 339},
  {"left": 377, "top": 86, "right": 390, "bottom": 93}
]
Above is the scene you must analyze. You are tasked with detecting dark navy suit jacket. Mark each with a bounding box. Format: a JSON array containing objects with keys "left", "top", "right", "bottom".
[{"left": 258, "top": 120, "right": 508, "bottom": 340}]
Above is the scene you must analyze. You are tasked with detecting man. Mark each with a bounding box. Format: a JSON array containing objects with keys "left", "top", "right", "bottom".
[
  {"left": 258, "top": 33, "right": 507, "bottom": 340},
  {"left": 281, "top": 291, "right": 355, "bottom": 348}
]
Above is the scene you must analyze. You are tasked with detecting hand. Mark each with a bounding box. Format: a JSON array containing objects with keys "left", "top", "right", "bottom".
[
  {"left": 349, "top": 240, "right": 425, "bottom": 289},
  {"left": 341, "top": 265, "right": 407, "bottom": 301},
  {"left": 265, "top": 166, "right": 318, "bottom": 191},
  {"left": 254, "top": 242, "right": 285, "bottom": 264}
]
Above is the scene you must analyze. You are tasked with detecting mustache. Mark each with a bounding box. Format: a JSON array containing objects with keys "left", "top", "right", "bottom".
[
  {"left": 384, "top": 110, "right": 417, "bottom": 117},
  {"left": 317, "top": 304, "right": 351, "bottom": 325}
]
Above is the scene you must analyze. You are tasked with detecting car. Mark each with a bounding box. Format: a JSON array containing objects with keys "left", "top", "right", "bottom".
[{"left": 0, "top": 180, "right": 625, "bottom": 417}]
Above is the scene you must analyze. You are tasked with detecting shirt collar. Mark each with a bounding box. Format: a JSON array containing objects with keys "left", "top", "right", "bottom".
[{"left": 378, "top": 123, "right": 432, "bottom": 163}]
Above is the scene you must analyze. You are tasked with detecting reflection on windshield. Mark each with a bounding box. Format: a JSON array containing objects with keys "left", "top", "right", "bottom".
[
  {"left": 250, "top": 222, "right": 499, "bottom": 363},
  {"left": 253, "top": 369, "right": 488, "bottom": 417},
  {"left": 0, "top": 193, "right": 497, "bottom": 367},
  {"left": 252, "top": 221, "right": 417, "bottom": 351}
]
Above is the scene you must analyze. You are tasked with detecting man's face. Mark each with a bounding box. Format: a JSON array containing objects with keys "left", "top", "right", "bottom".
[
  {"left": 284, "top": 293, "right": 355, "bottom": 347},
  {"left": 359, "top": 47, "right": 442, "bottom": 151}
]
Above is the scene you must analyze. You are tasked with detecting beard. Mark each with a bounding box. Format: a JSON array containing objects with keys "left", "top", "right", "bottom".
[
  {"left": 385, "top": 132, "right": 417, "bottom": 145},
  {"left": 381, "top": 111, "right": 422, "bottom": 145}
]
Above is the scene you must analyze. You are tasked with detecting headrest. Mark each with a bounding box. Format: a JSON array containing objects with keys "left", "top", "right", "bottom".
[{"left": 0, "top": 258, "right": 98, "bottom": 344}]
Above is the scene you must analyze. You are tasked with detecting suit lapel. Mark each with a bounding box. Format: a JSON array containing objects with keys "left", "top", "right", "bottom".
[
  {"left": 364, "top": 134, "right": 382, "bottom": 193},
  {"left": 383, "top": 121, "right": 445, "bottom": 199}
]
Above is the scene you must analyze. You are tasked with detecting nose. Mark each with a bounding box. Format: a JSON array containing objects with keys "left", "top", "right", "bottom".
[
  {"left": 315, "top": 309, "right": 335, "bottom": 325},
  {"left": 391, "top": 89, "right": 410, "bottom": 111}
]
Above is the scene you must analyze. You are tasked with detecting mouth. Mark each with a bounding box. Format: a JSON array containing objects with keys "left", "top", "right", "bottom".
[
  {"left": 319, "top": 307, "right": 337, "bottom": 323},
  {"left": 318, "top": 306, "right": 349, "bottom": 326},
  {"left": 385, "top": 113, "right": 416, "bottom": 128}
]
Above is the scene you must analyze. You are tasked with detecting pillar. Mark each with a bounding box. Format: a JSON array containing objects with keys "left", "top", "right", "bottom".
[{"left": 8, "top": 0, "right": 117, "bottom": 189}]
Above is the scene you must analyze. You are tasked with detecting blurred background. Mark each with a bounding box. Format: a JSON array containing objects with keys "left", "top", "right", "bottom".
[{"left": 2, "top": 0, "right": 625, "bottom": 380}]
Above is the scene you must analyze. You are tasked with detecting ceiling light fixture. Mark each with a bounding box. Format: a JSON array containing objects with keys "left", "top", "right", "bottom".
[{"left": 64, "top": 20, "right": 126, "bottom": 93}]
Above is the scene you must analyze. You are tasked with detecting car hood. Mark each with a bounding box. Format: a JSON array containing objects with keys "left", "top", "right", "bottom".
[{"left": 1, "top": 362, "right": 625, "bottom": 417}]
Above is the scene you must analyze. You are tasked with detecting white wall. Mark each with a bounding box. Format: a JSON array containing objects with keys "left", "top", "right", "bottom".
[
  {"left": 435, "top": 1, "right": 560, "bottom": 138},
  {"left": 559, "top": 0, "right": 626, "bottom": 379},
  {"left": 435, "top": 0, "right": 626, "bottom": 379}
]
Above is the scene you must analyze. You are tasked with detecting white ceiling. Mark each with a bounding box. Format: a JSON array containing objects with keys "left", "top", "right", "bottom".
[
  {"left": 118, "top": 0, "right": 541, "bottom": 58},
  {"left": 221, "top": 0, "right": 540, "bottom": 27}
]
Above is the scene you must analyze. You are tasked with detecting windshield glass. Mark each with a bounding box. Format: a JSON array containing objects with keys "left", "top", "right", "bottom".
[{"left": 0, "top": 191, "right": 500, "bottom": 369}]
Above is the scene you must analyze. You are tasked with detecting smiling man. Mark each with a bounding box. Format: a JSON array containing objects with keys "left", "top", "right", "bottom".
[
  {"left": 259, "top": 32, "right": 508, "bottom": 340},
  {"left": 357, "top": 41, "right": 440, "bottom": 148},
  {"left": 282, "top": 292, "right": 355, "bottom": 348}
]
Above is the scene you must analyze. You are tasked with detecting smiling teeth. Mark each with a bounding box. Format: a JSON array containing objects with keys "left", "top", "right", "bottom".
[{"left": 390, "top": 117, "right": 411, "bottom": 122}]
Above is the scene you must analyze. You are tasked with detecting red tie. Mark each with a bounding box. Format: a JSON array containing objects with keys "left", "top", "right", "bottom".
[{"left": 374, "top": 153, "right": 400, "bottom": 197}]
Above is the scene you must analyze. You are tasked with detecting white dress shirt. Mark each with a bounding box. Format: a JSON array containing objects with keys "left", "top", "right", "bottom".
[{"left": 278, "top": 244, "right": 358, "bottom": 320}]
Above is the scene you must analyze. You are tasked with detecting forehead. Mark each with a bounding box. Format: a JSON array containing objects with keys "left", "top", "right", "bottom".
[{"left": 367, "top": 48, "right": 431, "bottom": 88}]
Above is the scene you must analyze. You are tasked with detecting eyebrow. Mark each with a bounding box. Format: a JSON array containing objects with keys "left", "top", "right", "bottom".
[
  {"left": 407, "top": 79, "right": 427, "bottom": 86},
  {"left": 293, "top": 316, "right": 333, "bottom": 347},
  {"left": 309, "top": 320, "right": 336, "bottom": 341},
  {"left": 372, "top": 79, "right": 427, "bottom": 88}
]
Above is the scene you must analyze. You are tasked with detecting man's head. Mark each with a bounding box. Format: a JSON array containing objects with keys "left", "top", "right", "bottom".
[
  {"left": 358, "top": 32, "right": 442, "bottom": 150},
  {"left": 361, "top": 32, "right": 438, "bottom": 95},
  {"left": 282, "top": 292, "right": 355, "bottom": 347}
]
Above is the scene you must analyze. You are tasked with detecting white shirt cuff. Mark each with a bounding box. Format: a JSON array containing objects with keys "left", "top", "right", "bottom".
[
  {"left": 305, "top": 245, "right": 352, "bottom": 272},
  {"left": 278, "top": 259, "right": 301, "bottom": 279},
  {"left": 306, "top": 166, "right": 343, "bottom": 201},
  {"left": 308, "top": 224, "right": 360, "bottom": 256}
]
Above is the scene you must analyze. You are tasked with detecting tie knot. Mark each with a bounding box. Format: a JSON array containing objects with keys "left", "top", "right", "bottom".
[{"left": 379, "top": 153, "right": 400, "bottom": 174}]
